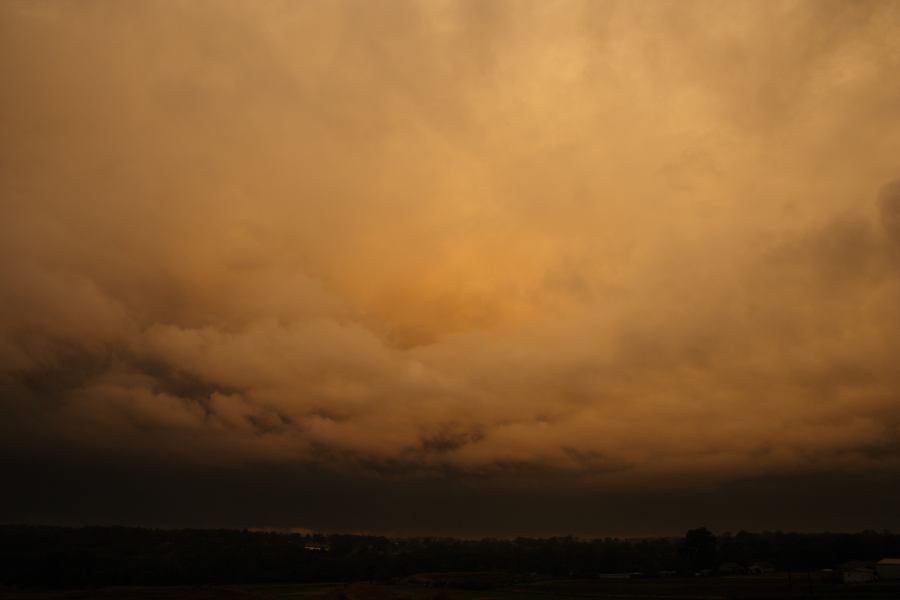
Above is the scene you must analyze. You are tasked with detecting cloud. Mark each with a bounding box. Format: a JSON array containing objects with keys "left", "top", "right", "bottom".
[
  {"left": 881, "top": 179, "right": 900, "bottom": 246},
  {"left": 2, "top": 0, "right": 900, "bottom": 531}
]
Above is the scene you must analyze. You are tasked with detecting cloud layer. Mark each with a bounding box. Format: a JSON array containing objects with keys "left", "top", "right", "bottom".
[{"left": 2, "top": 0, "right": 900, "bottom": 531}]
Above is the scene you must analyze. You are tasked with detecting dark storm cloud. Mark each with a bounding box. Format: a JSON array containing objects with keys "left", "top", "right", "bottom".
[{"left": 2, "top": 455, "right": 899, "bottom": 536}]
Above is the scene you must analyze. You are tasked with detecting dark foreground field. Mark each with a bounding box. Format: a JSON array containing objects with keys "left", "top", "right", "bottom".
[{"left": 4, "top": 576, "right": 900, "bottom": 600}]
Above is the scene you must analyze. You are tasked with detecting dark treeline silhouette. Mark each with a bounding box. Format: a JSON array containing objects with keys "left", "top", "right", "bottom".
[{"left": 2, "top": 525, "right": 899, "bottom": 588}]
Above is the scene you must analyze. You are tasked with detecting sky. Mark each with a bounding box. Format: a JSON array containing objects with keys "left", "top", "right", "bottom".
[{"left": 2, "top": 0, "right": 900, "bottom": 537}]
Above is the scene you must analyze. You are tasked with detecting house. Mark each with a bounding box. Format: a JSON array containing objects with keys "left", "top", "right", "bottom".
[
  {"left": 876, "top": 558, "right": 900, "bottom": 580},
  {"left": 842, "top": 567, "right": 875, "bottom": 583},
  {"left": 748, "top": 562, "right": 774, "bottom": 575},
  {"left": 838, "top": 560, "right": 875, "bottom": 583}
]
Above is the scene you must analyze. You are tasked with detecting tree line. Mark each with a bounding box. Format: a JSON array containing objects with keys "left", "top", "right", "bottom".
[{"left": 1, "top": 525, "right": 899, "bottom": 588}]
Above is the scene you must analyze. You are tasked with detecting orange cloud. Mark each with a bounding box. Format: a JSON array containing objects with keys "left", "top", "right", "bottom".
[{"left": 2, "top": 0, "right": 900, "bottom": 507}]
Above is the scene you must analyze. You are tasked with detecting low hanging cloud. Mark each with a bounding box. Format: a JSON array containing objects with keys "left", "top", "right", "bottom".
[{"left": 2, "top": 0, "right": 900, "bottom": 513}]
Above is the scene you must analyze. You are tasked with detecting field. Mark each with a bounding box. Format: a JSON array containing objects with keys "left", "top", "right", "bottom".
[{"left": 4, "top": 575, "right": 900, "bottom": 600}]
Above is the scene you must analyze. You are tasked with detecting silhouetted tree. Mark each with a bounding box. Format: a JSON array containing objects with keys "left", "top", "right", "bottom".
[{"left": 682, "top": 527, "right": 717, "bottom": 572}]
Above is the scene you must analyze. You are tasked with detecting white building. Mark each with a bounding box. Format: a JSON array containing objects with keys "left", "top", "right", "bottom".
[{"left": 876, "top": 558, "right": 900, "bottom": 580}]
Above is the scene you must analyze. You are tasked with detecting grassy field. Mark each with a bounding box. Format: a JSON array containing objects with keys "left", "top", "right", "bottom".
[{"left": 4, "top": 576, "right": 900, "bottom": 600}]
